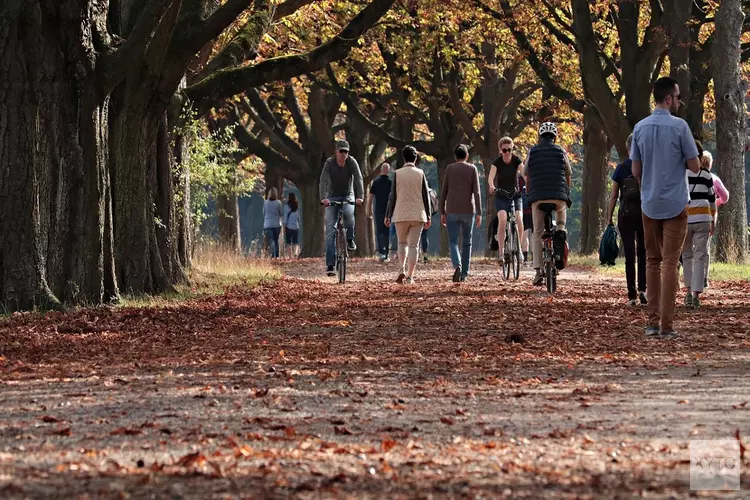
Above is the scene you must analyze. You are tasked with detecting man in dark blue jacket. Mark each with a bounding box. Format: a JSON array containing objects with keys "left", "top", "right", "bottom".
[{"left": 524, "top": 122, "right": 572, "bottom": 286}]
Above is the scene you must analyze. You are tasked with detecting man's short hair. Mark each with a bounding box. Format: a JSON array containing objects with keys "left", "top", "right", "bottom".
[
  {"left": 653, "top": 77, "right": 678, "bottom": 104},
  {"left": 498, "top": 137, "right": 514, "bottom": 148},
  {"left": 402, "top": 145, "right": 418, "bottom": 163},
  {"left": 454, "top": 144, "right": 469, "bottom": 160},
  {"left": 625, "top": 133, "right": 633, "bottom": 152}
]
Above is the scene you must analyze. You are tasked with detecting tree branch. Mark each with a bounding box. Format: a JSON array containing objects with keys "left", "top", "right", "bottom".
[
  {"left": 192, "top": 0, "right": 276, "bottom": 82},
  {"left": 283, "top": 83, "right": 311, "bottom": 147},
  {"left": 274, "top": 0, "right": 319, "bottom": 20},
  {"left": 326, "top": 66, "right": 437, "bottom": 155},
  {"left": 101, "top": 0, "right": 177, "bottom": 90},
  {"left": 185, "top": 0, "right": 397, "bottom": 110}
]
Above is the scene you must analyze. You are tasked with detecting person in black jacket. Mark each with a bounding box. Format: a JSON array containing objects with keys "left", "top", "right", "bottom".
[{"left": 524, "top": 122, "right": 572, "bottom": 286}]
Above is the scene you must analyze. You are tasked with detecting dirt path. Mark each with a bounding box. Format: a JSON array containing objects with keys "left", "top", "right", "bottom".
[{"left": 1, "top": 258, "right": 749, "bottom": 498}]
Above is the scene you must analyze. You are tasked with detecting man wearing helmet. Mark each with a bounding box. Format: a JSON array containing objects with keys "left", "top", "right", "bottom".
[{"left": 524, "top": 122, "right": 572, "bottom": 286}]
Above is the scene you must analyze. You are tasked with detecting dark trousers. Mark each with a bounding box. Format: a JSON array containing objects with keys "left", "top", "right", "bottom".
[
  {"left": 618, "top": 214, "right": 646, "bottom": 300},
  {"left": 420, "top": 228, "right": 429, "bottom": 253},
  {"left": 375, "top": 214, "right": 390, "bottom": 256}
]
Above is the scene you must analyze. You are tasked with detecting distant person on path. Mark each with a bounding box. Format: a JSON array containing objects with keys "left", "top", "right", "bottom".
[
  {"left": 369, "top": 162, "right": 392, "bottom": 262},
  {"left": 263, "top": 187, "right": 283, "bottom": 259},
  {"left": 319, "top": 139, "right": 364, "bottom": 276},
  {"left": 701, "top": 150, "right": 728, "bottom": 287},
  {"left": 488, "top": 136, "right": 525, "bottom": 266},
  {"left": 385, "top": 146, "right": 432, "bottom": 284},
  {"left": 524, "top": 122, "right": 572, "bottom": 286},
  {"left": 284, "top": 192, "right": 300, "bottom": 259},
  {"left": 417, "top": 153, "right": 436, "bottom": 263},
  {"left": 440, "top": 144, "right": 482, "bottom": 282},
  {"left": 682, "top": 141, "right": 716, "bottom": 309},
  {"left": 607, "top": 133, "right": 647, "bottom": 307},
  {"left": 631, "top": 76, "right": 701, "bottom": 337}
]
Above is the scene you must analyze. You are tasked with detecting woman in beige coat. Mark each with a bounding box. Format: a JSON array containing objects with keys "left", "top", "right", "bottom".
[{"left": 384, "top": 146, "right": 432, "bottom": 284}]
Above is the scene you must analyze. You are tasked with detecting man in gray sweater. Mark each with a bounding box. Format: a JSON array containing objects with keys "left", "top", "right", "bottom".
[
  {"left": 440, "top": 144, "right": 482, "bottom": 282},
  {"left": 319, "top": 140, "right": 364, "bottom": 276}
]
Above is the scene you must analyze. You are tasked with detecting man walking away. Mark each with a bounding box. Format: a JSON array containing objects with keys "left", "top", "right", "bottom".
[
  {"left": 631, "top": 76, "right": 701, "bottom": 337},
  {"left": 370, "top": 162, "right": 392, "bottom": 262},
  {"left": 440, "top": 144, "right": 482, "bottom": 282},
  {"left": 319, "top": 140, "right": 364, "bottom": 276}
]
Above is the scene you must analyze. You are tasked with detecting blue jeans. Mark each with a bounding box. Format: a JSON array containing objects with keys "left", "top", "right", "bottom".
[
  {"left": 325, "top": 197, "right": 355, "bottom": 267},
  {"left": 264, "top": 227, "right": 281, "bottom": 258},
  {"left": 446, "top": 213, "right": 475, "bottom": 277}
]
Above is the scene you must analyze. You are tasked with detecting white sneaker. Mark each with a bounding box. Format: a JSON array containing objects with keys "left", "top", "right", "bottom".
[{"left": 627, "top": 299, "right": 637, "bottom": 307}]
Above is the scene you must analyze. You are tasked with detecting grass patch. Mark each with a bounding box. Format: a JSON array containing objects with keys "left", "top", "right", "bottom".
[
  {"left": 568, "top": 253, "right": 750, "bottom": 282},
  {"left": 120, "top": 243, "right": 280, "bottom": 308}
]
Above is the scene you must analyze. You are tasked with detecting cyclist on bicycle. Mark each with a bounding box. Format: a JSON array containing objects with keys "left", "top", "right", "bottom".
[
  {"left": 524, "top": 122, "right": 572, "bottom": 286},
  {"left": 320, "top": 139, "right": 364, "bottom": 276},
  {"left": 488, "top": 136, "right": 524, "bottom": 265}
]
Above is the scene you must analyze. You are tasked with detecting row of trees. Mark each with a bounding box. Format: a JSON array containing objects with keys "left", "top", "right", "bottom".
[
  {"left": 224, "top": 0, "right": 748, "bottom": 261},
  {"left": 1, "top": 0, "right": 747, "bottom": 311}
]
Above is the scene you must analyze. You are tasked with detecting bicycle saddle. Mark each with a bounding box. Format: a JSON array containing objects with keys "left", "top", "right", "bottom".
[{"left": 538, "top": 203, "right": 557, "bottom": 213}]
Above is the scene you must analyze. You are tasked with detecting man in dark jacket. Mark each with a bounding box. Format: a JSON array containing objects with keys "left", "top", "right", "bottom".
[
  {"left": 524, "top": 122, "right": 572, "bottom": 286},
  {"left": 369, "top": 162, "right": 392, "bottom": 261}
]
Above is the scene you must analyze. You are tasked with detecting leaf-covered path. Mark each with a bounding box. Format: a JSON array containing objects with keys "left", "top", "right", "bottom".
[{"left": 1, "top": 258, "right": 749, "bottom": 498}]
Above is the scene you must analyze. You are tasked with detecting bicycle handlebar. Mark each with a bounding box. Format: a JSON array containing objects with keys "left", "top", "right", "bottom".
[{"left": 322, "top": 200, "right": 353, "bottom": 206}]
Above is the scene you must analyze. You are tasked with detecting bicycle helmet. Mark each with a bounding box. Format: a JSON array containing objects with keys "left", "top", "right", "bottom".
[{"left": 538, "top": 122, "right": 558, "bottom": 138}]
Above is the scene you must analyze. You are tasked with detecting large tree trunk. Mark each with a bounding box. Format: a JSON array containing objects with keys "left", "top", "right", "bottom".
[
  {"left": 299, "top": 181, "right": 324, "bottom": 257},
  {"left": 0, "top": 1, "right": 116, "bottom": 311},
  {"left": 217, "top": 193, "right": 241, "bottom": 252},
  {"left": 354, "top": 194, "right": 375, "bottom": 257},
  {"left": 437, "top": 157, "right": 452, "bottom": 257},
  {"left": 579, "top": 110, "right": 611, "bottom": 254},
  {"left": 713, "top": 0, "right": 748, "bottom": 263}
]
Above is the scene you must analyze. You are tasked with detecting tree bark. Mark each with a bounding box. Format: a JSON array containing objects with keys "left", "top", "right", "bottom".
[
  {"left": 299, "top": 182, "right": 324, "bottom": 258},
  {"left": 579, "top": 109, "right": 611, "bottom": 254},
  {"left": 217, "top": 194, "right": 241, "bottom": 252},
  {"left": 713, "top": 0, "right": 748, "bottom": 263},
  {"left": 0, "top": 1, "right": 115, "bottom": 311}
]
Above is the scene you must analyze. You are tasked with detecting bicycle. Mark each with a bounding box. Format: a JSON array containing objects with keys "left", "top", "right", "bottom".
[
  {"left": 496, "top": 190, "right": 521, "bottom": 280},
  {"left": 538, "top": 203, "right": 559, "bottom": 293},
  {"left": 327, "top": 201, "right": 351, "bottom": 284}
]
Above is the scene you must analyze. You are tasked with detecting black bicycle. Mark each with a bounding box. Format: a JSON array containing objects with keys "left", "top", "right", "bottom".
[
  {"left": 327, "top": 201, "right": 350, "bottom": 284},
  {"left": 496, "top": 190, "right": 521, "bottom": 280},
  {"left": 538, "top": 203, "right": 558, "bottom": 293}
]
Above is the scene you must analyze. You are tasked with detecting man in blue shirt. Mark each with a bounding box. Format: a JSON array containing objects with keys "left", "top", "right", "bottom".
[
  {"left": 631, "top": 77, "right": 701, "bottom": 338},
  {"left": 369, "top": 162, "right": 392, "bottom": 262}
]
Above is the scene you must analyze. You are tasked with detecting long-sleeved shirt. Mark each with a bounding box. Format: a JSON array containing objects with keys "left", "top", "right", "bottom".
[
  {"left": 439, "top": 161, "right": 481, "bottom": 215},
  {"left": 263, "top": 199, "right": 283, "bottom": 229},
  {"left": 319, "top": 156, "right": 364, "bottom": 201},
  {"left": 711, "top": 173, "right": 728, "bottom": 207},
  {"left": 687, "top": 168, "right": 716, "bottom": 224}
]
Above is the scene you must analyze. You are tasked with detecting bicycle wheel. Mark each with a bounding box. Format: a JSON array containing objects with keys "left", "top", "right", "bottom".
[
  {"left": 502, "top": 232, "right": 511, "bottom": 280},
  {"left": 336, "top": 230, "right": 347, "bottom": 283},
  {"left": 511, "top": 224, "right": 521, "bottom": 280},
  {"left": 545, "top": 260, "right": 554, "bottom": 294}
]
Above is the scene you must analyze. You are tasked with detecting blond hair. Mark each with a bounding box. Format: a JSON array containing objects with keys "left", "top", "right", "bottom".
[
  {"left": 701, "top": 151, "right": 713, "bottom": 170},
  {"left": 267, "top": 187, "right": 278, "bottom": 200},
  {"left": 498, "top": 137, "right": 514, "bottom": 148}
]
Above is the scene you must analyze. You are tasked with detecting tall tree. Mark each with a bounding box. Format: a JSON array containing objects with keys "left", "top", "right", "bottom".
[
  {"left": 0, "top": 0, "right": 396, "bottom": 311},
  {"left": 712, "top": 0, "right": 748, "bottom": 262}
]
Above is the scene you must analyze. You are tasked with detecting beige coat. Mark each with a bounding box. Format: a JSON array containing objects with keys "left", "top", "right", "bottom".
[{"left": 388, "top": 165, "right": 430, "bottom": 223}]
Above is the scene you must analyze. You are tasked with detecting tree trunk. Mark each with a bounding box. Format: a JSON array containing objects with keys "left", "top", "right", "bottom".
[
  {"left": 437, "top": 157, "right": 452, "bottom": 257},
  {"left": 354, "top": 193, "right": 375, "bottom": 257},
  {"left": 713, "top": 0, "right": 748, "bottom": 263},
  {"left": 0, "top": 1, "right": 115, "bottom": 311},
  {"left": 217, "top": 193, "right": 241, "bottom": 252},
  {"left": 299, "top": 181, "right": 324, "bottom": 257},
  {"left": 481, "top": 156, "right": 496, "bottom": 257},
  {"left": 265, "top": 165, "right": 285, "bottom": 197},
  {"left": 173, "top": 127, "right": 193, "bottom": 268},
  {"left": 579, "top": 110, "right": 611, "bottom": 254}
]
